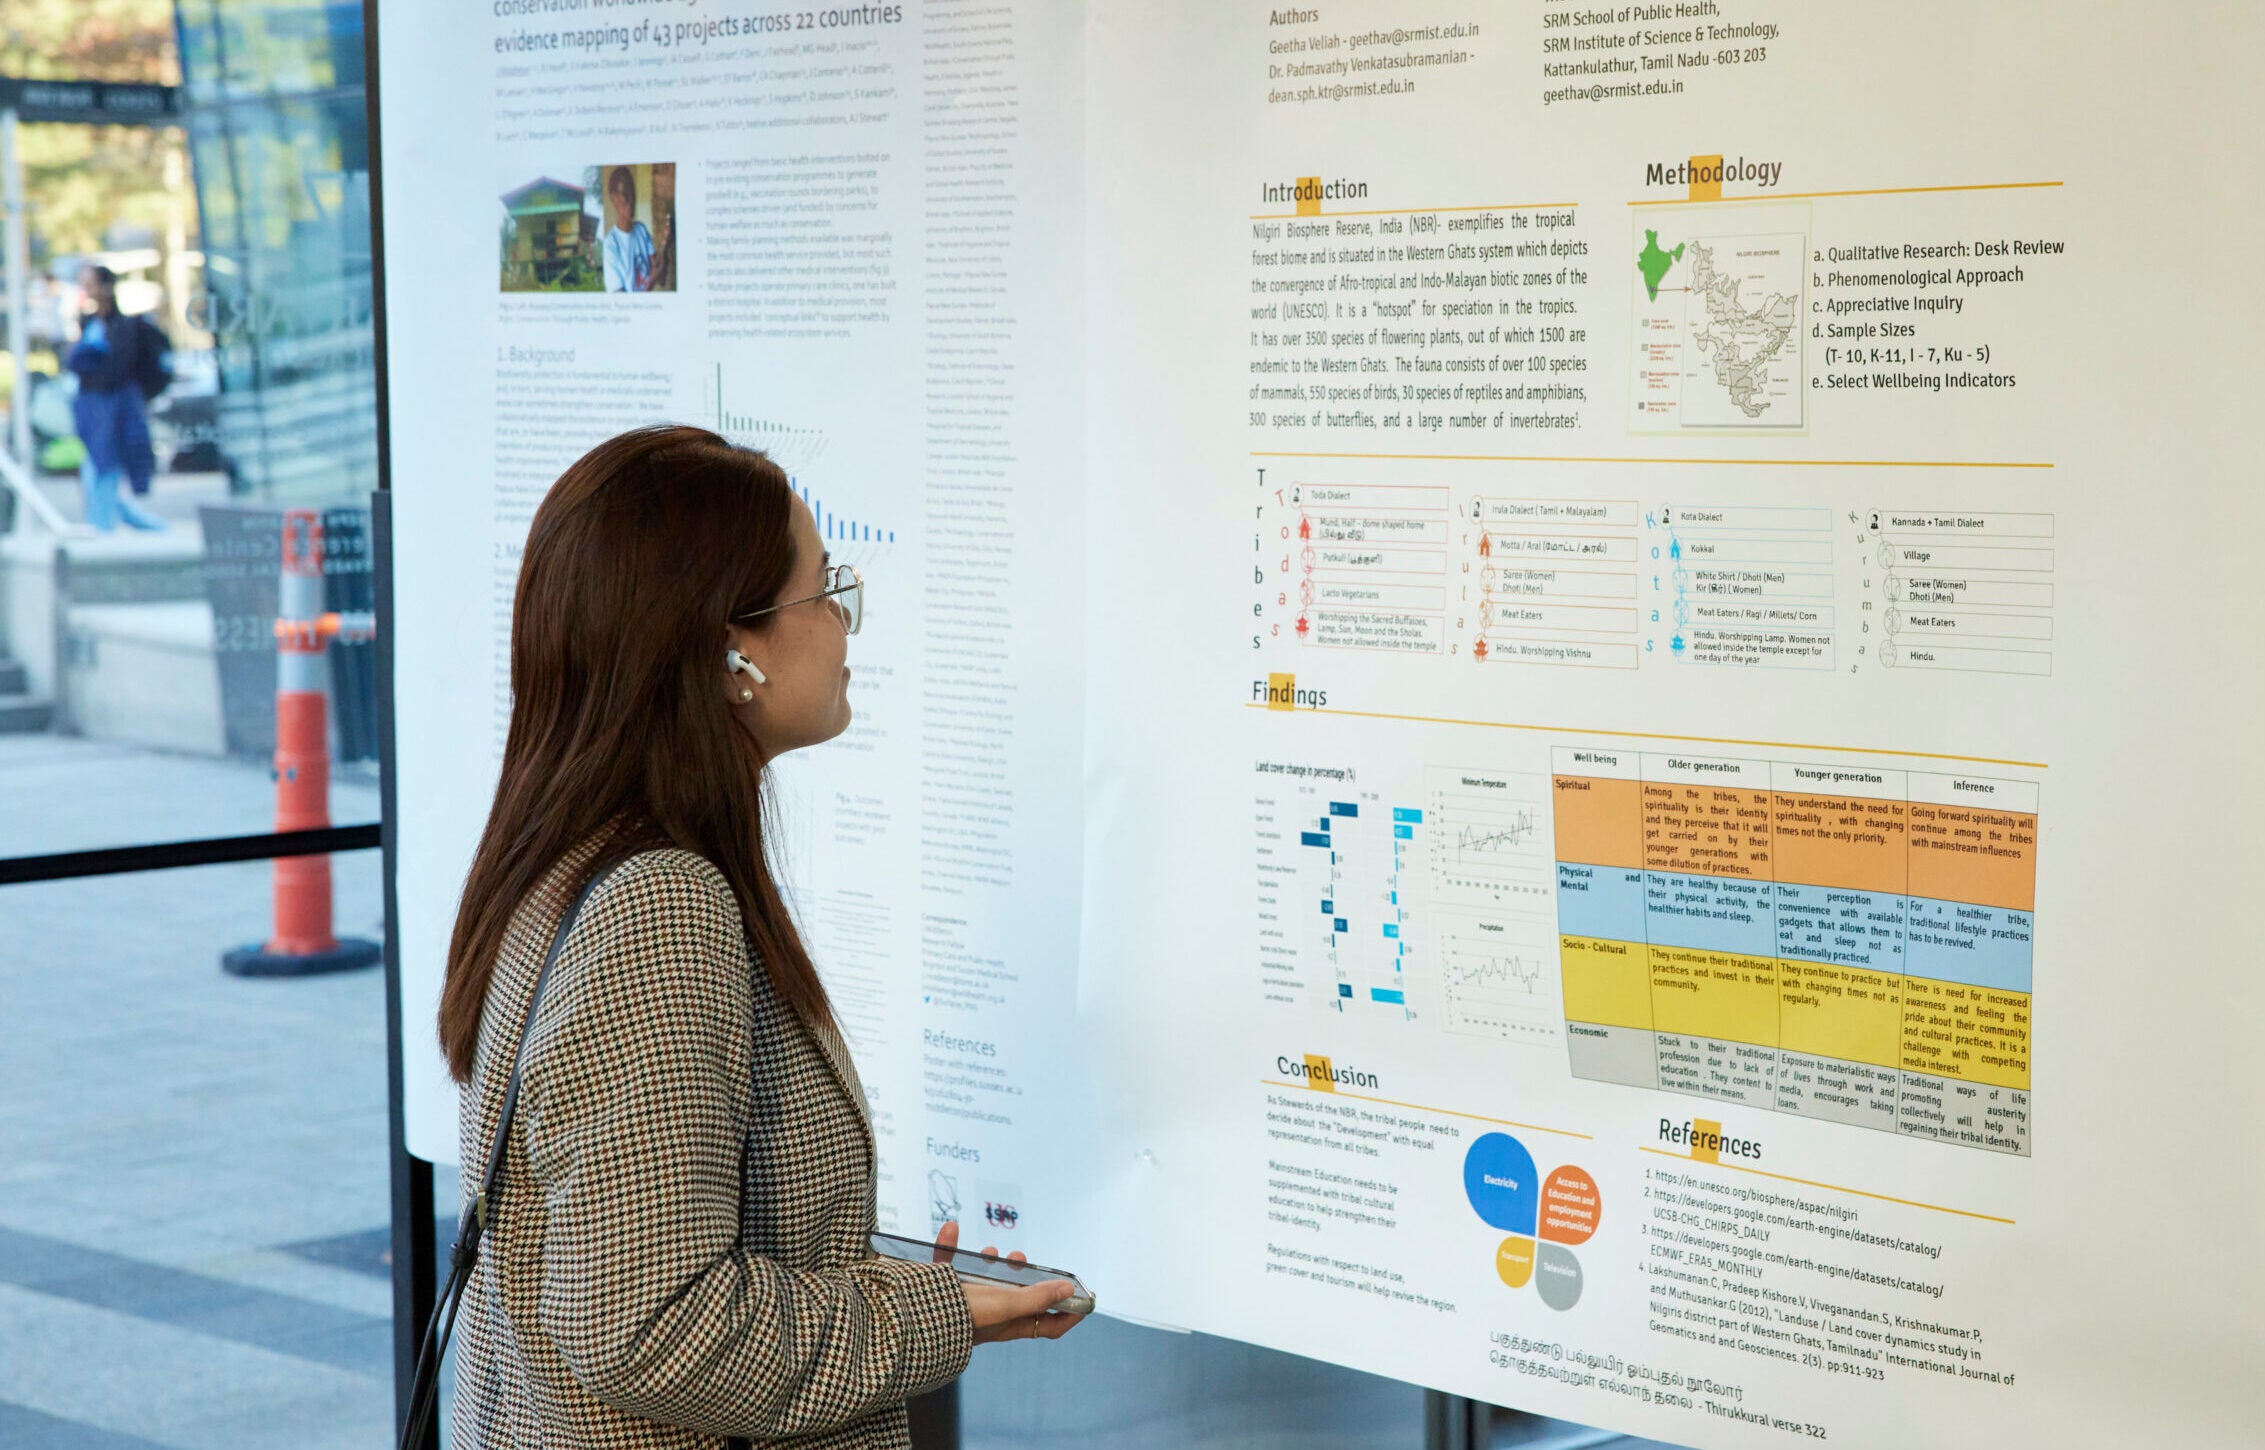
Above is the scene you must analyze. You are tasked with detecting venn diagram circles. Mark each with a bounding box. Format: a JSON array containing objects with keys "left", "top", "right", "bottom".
[{"left": 1462, "top": 1132, "right": 1601, "bottom": 1312}]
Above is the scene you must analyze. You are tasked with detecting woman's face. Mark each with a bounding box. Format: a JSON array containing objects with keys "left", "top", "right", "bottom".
[
  {"left": 725, "top": 495, "right": 852, "bottom": 757},
  {"left": 610, "top": 181, "right": 635, "bottom": 230}
]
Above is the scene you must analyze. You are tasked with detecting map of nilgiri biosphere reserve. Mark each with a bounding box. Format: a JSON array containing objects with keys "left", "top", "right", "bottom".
[
  {"left": 1630, "top": 209, "right": 1809, "bottom": 431},
  {"left": 1687, "top": 238, "right": 1798, "bottom": 419}
]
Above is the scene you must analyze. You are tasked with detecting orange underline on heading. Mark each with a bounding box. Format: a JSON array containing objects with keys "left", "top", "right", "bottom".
[
  {"left": 1629, "top": 180, "right": 2064, "bottom": 207},
  {"left": 1243, "top": 704, "right": 2048, "bottom": 770},
  {"left": 1263, "top": 1080, "right": 1592, "bottom": 1140},
  {"left": 1637, "top": 1147, "right": 2014, "bottom": 1224},
  {"left": 1248, "top": 202, "right": 1580, "bottom": 220},
  {"left": 1249, "top": 451, "right": 2051, "bottom": 469}
]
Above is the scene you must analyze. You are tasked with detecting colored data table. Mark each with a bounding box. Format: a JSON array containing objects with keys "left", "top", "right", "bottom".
[{"left": 1551, "top": 746, "right": 2035, "bottom": 1155}]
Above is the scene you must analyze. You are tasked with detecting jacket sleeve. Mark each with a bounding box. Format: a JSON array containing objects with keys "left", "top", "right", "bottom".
[
  {"left": 66, "top": 335, "right": 127, "bottom": 391},
  {"left": 518, "top": 855, "right": 975, "bottom": 1439}
]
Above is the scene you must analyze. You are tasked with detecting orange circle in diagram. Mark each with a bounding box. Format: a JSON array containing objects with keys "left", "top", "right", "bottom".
[
  {"left": 1539, "top": 1165, "right": 1601, "bottom": 1245},
  {"left": 1496, "top": 1235, "right": 1536, "bottom": 1288}
]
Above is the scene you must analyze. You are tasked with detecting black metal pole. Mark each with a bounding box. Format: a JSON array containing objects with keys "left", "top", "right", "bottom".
[
  {"left": 1424, "top": 1390, "right": 1484, "bottom": 1450},
  {"left": 906, "top": 1379, "right": 960, "bottom": 1450},
  {"left": 365, "top": 0, "right": 438, "bottom": 1431},
  {"left": 375, "top": 488, "right": 437, "bottom": 1448}
]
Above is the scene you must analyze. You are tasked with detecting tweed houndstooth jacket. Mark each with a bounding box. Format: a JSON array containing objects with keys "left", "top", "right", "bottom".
[{"left": 451, "top": 844, "right": 974, "bottom": 1449}]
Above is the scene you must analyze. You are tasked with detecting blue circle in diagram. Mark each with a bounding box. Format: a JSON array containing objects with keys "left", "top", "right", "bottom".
[{"left": 1462, "top": 1132, "right": 1539, "bottom": 1235}]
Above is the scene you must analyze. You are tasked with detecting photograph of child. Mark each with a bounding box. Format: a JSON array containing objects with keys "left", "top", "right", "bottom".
[
  {"left": 600, "top": 166, "right": 651, "bottom": 292},
  {"left": 592, "top": 163, "right": 677, "bottom": 293}
]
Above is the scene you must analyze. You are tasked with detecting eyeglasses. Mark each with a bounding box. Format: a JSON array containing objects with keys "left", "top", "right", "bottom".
[{"left": 733, "top": 563, "right": 863, "bottom": 636}]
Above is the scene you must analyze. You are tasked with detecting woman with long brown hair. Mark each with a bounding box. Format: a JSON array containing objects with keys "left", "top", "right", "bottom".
[{"left": 438, "top": 426, "right": 1079, "bottom": 1449}]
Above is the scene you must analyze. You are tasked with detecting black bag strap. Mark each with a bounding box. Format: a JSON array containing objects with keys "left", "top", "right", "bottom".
[{"left": 399, "top": 860, "right": 623, "bottom": 1450}]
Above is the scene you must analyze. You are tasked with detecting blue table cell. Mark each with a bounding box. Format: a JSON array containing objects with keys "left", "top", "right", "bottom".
[
  {"left": 1644, "top": 870, "right": 1776, "bottom": 957},
  {"left": 1555, "top": 861, "right": 1647, "bottom": 941},
  {"left": 1330, "top": 801, "right": 1359, "bottom": 817},
  {"left": 1370, "top": 988, "right": 1405, "bottom": 1004},
  {"left": 1300, "top": 832, "right": 1331, "bottom": 847},
  {"left": 1904, "top": 896, "right": 2033, "bottom": 991},
  {"left": 1773, "top": 882, "right": 1906, "bottom": 971},
  {"left": 1393, "top": 807, "right": 1424, "bottom": 823}
]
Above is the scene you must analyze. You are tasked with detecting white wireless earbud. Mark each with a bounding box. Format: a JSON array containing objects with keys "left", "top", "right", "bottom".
[{"left": 726, "top": 649, "right": 767, "bottom": 687}]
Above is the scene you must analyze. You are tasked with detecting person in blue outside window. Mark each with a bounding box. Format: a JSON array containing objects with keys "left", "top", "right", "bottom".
[
  {"left": 601, "top": 167, "right": 653, "bottom": 293},
  {"left": 65, "top": 264, "right": 169, "bottom": 532}
]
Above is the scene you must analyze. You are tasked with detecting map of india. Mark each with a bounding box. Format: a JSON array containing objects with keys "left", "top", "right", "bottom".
[
  {"left": 1636, "top": 228, "right": 1684, "bottom": 301},
  {"left": 1687, "top": 239, "right": 1796, "bottom": 418}
]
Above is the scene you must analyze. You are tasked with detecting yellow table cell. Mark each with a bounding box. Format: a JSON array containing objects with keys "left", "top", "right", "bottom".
[
  {"left": 1961, "top": 986, "right": 2030, "bottom": 1089},
  {"left": 1777, "top": 961, "right": 1903, "bottom": 1069},
  {"left": 1647, "top": 944, "right": 1778, "bottom": 1047},
  {"left": 1560, "top": 934, "right": 1652, "bottom": 1030},
  {"left": 1901, "top": 978, "right": 2030, "bottom": 1089}
]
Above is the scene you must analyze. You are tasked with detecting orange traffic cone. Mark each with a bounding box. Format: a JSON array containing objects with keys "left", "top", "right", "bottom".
[{"left": 223, "top": 509, "right": 381, "bottom": 977}]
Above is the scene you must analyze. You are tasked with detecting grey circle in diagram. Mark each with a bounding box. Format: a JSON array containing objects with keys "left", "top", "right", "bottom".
[{"left": 1535, "top": 1243, "right": 1583, "bottom": 1311}]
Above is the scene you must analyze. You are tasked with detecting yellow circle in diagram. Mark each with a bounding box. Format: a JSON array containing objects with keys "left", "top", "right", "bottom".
[{"left": 1496, "top": 1235, "right": 1537, "bottom": 1289}]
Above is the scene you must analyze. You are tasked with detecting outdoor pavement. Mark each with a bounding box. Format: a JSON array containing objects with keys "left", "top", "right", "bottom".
[
  {"left": 22, "top": 468, "right": 231, "bottom": 534},
  {"left": 0, "top": 735, "right": 415, "bottom": 1448}
]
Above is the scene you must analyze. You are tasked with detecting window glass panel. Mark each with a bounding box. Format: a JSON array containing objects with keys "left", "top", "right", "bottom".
[
  {"left": 0, "top": 850, "right": 390, "bottom": 1444},
  {"left": 0, "top": 0, "right": 377, "bottom": 859}
]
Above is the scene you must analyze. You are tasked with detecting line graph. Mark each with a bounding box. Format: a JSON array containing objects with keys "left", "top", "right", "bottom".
[
  {"left": 1436, "top": 914, "right": 1559, "bottom": 1043},
  {"left": 1446, "top": 814, "right": 1542, "bottom": 863},
  {"left": 1426, "top": 768, "right": 1552, "bottom": 904},
  {"left": 1445, "top": 950, "right": 1547, "bottom": 994}
]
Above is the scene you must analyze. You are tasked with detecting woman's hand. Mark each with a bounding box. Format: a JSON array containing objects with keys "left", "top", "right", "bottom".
[{"left": 933, "top": 1220, "right": 1084, "bottom": 1344}]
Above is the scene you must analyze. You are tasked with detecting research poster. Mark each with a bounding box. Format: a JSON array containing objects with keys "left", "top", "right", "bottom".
[
  {"left": 382, "top": 3, "right": 2262, "bottom": 1446},
  {"left": 380, "top": 0, "right": 1093, "bottom": 1257}
]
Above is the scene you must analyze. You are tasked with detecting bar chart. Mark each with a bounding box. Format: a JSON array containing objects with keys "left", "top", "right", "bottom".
[{"left": 1294, "top": 792, "right": 1423, "bottom": 1019}]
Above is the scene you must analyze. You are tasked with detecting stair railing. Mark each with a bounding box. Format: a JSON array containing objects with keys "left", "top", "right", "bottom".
[{"left": 0, "top": 443, "right": 78, "bottom": 535}]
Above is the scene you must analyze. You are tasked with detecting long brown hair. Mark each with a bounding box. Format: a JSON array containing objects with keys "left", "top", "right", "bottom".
[{"left": 438, "top": 424, "right": 829, "bottom": 1081}]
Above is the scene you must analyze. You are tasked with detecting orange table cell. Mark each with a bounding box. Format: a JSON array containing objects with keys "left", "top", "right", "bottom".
[
  {"left": 1769, "top": 791, "right": 1908, "bottom": 893},
  {"left": 1907, "top": 803, "right": 2037, "bottom": 911},
  {"left": 1642, "top": 782, "right": 1773, "bottom": 880},
  {"left": 1553, "top": 775, "right": 1644, "bottom": 869}
]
